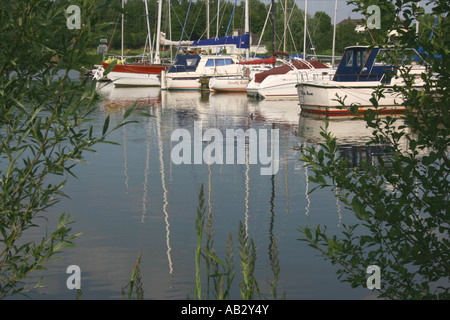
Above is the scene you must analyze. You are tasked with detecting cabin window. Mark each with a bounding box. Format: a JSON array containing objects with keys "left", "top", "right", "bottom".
[
  {"left": 374, "top": 50, "right": 389, "bottom": 66},
  {"left": 396, "top": 49, "right": 422, "bottom": 65},
  {"left": 206, "top": 58, "right": 235, "bottom": 67},
  {"left": 345, "top": 51, "right": 353, "bottom": 67},
  {"left": 356, "top": 50, "right": 367, "bottom": 67},
  {"left": 216, "top": 59, "right": 226, "bottom": 66},
  {"left": 186, "top": 58, "right": 198, "bottom": 66}
]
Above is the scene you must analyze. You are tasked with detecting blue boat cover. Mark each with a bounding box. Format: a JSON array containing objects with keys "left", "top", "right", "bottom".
[
  {"left": 192, "top": 33, "right": 250, "bottom": 49},
  {"left": 168, "top": 54, "right": 202, "bottom": 73}
]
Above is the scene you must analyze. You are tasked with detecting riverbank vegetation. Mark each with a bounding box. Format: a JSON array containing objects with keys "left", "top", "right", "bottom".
[
  {"left": 57, "top": 0, "right": 442, "bottom": 59},
  {"left": 0, "top": 0, "right": 146, "bottom": 298},
  {"left": 298, "top": 0, "right": 449, "bottom": 299}
]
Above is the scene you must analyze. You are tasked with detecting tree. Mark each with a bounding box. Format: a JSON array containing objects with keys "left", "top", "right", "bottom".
[
  {"left": 0, "top": 0, "right": 143, "bottom": 298},
  {"left": 309, "top": 11, "right": 333, "bottom": 53},
  {"left": 335, "top": 20, "right": 367, "bottom": 55},
  {"left": 299, "top": 0, "right": 449, "bottom": 299}
]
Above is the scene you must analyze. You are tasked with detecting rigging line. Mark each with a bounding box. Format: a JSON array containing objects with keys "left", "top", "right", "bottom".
[
  {"left": 188, "top": 1, "right": 206, "bottom": 40},
  {"left": 219, "top": 0, "right": 238, "bottom": 54},
  {"left": 175, "top": 0, "right": 193, "bottom": 61},
  {"left": 197, "top": 10, "right": 220, "bottom": 40},
  {"left": 170, "top": 4, "right": 192, "bottom": 48},
  {"left": 253, "top": 2, "right": 272, "bottom": 58},
  {"left": 224, "top": 0, "right": 238, "bottom": 37},
  {"left": 286, "top": 5, "right": 299, "bottom": 54}
]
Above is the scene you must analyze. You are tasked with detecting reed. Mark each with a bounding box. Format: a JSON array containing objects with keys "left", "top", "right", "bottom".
[
  {"left": 122, "top": 252, "right": 144, "bottom": 300},
  {"left": 193, "top": 184, "right": 282, "bottom": 300}
]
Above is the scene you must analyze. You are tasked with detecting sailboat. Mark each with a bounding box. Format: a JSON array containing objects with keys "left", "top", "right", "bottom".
[
  {"left": 246, "top": 0, "right": 336, "bottom": 100},
  {"left": 160, "top": 0, "right": 251, "bottom": 91},
  {"left": 246, "top": 57, "right": 334, "bottom": 99},
  {"left": 98, "top": 0, "right": 167, "bottom": 87},
  {"left": 207, "top": 0, "right": 275, "bottom": 92},
  {"left": 208, "top": 55, "right": 275, "bottom": 92}
]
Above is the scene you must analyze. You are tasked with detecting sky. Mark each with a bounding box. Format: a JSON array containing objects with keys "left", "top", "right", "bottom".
[{"left": 257, "top": 0, "right": 434, "bottom": 24}]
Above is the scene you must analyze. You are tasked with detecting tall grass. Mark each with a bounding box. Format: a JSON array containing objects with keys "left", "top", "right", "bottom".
[
  {"left": 121, "top": 184, "right": 284, "bottom": 300},
  {"left": 193, "top": 184, "right": 283, "bottom": 300},
  {"left": 122, "top": 252, "right": 144, "bottom": 300}
]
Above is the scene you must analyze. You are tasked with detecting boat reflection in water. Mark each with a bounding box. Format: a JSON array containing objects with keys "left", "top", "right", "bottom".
[
  {"left": 34, "top": 86, "right": 380, "bottom": 300},
  {"left": 297, "top": 111, "right": 411, "bottom": 165}
]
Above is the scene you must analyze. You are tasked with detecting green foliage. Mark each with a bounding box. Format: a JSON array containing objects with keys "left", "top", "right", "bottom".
[
  {"left": 122, "top": 252, "right": 144, "bottom": 300},
  {"left": 298, "top": 0, "right": 449, "bottom": 299},
  {"left": 89, "top": 0, "right": 352, "bottom": 56},
  {"left": 193, "top": 184, "right": 283, "bottom": 300},
  {"left": 0, "top": 0, "right": 149, "bottom": 299}
]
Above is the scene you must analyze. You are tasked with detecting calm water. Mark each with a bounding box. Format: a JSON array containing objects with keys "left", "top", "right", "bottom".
[{"left": 19, "top": 83, "right": 382, "bottom": 300}]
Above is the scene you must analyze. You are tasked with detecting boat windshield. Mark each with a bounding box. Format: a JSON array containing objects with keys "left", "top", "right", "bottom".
[{"left": 374, "top": 48, "right": 423, "bottom": 66}]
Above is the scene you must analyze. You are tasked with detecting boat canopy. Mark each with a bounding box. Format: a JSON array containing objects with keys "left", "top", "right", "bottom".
[
  {"left": 332, "top": 46, "right": 424, "bottom": 82},
  {"left": 240, "top": 56, "right": 276, "bottom": 65},
  {"left": 192, "top": 33, "right": 250, "bottom": 49},
  {"left": 168, "top": 54, "right": 201, "bottom": 72},
  {"left": 254, "top": 60, "right": 329, "bottom": 83}
]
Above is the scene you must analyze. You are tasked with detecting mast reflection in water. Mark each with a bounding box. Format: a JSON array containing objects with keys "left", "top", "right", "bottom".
[{"left": 26, "top": 85, "right": 394, "bottom": 300}]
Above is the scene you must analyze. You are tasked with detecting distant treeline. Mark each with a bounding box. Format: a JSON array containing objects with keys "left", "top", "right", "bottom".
[{"left": 67, "top": 0, "right": 440, "bottom": 56}]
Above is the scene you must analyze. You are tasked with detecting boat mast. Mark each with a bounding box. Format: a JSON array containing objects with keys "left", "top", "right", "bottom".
[
  {"left": 121, "top": 0, "right": 124, "bottom": 61},
  {"left": 283, "top": 0, "right": 287, "bottom": 53},
  {"left": 303, "top": 0, "right": 307, "bottom": 59},
  {"left": 245, "top": 0, "right": 249, "bottom": 59},
  {"left": 155, "top": 0, "right": 163, "bottom": 64},
  {"left": 207, "top": 0, "right": 210, "bottom": 39},
  {"left": 144, "top": 0, "right": 154, "bottom": 63},
  {"left": 271, "top": 0, "right": 275, "bottom": 54},
  {"left": 331, "top": 0, "right": 338, "bottom": 67},
  {"left": 216, "top": 0, "right": 220, "bottom": 38}
]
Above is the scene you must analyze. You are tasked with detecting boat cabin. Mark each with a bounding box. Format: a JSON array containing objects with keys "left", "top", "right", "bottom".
[
  {"left": 168, "top": 54, "right": 239, "bottom": 74},
  {"left": 168, "top": 54, "right": 202, "bottom": 73},
  {"left": 332, "top": 45, "right": 423, "bottom": 82}
]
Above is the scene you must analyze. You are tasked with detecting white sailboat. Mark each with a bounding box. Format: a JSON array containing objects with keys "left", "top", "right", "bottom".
[
  {"left": 98, "top": 0, "right": 166, "bottom": 87},
  {"left": 246, "top": 58, "right": 334, "bottom": 100},
  {"left": 246, "top": 0, "right": 336, "bottom": 100},
  {"left": 208, "top": 56, "right": 274, "bottom": 92},
  {"left": 160, "top": 0, "right": 253, "bottom": 91}
]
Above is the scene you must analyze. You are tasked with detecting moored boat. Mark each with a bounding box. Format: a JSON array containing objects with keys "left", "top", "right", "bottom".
[
  {"left": 209, "top": 56, "right": 275, "bottom": 92},
  {"left": 296, "top": 45, "right": 426, "bottom": 116},
  {"left": 160, "top": 54, "right": 244, "bottom": 91},
  {"left": 246, "top": 59, "right": 334, "bottom": 100},
  {"left": 100, "top": 62, "right": 166, "bottom": 87}
]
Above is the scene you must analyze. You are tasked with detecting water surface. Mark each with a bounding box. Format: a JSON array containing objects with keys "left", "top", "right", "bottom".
[{"left": 21, "top": 84, "right": 380, "bottom": 300}]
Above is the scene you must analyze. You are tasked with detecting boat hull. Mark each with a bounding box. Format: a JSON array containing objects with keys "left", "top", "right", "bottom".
[
  {"left": 247, "top": 67, "right": 335, "bottom": 100},
  {"left": 209, "top": 77, "right": 249, "bottom": 92},
  {"left": 297, "top": 82, "right": 409, "bottom": 116},
  {"left": 102, "top": 63, "right": 166, "bottom": 87},
  {"left": 247, "top": 79, "right": 299, "bottom": 100},
  {"left": 108, "top": 71, "right": 161, "bottom": 87}
]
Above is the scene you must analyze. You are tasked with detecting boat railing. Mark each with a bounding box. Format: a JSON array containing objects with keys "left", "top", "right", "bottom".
[
  {"left": 292, "top": 58, "right": 315, "bottom": 70},
  {"left": 298, "top": 70, "right": 334, "bottom": 83}
]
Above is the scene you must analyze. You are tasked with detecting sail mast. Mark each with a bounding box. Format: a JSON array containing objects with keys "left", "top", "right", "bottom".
[
  {"left": 155, "top": 0, "right": 163, "bottom": 64},
  {"left": 332, "top": 0, "right": 338, "bottom": 67},
  {"left": 121, "top": 0, "right": 124, "bottom": 61},
  {"left": 303, "top": 0, "right": 307, "bottom": 59},
  {"left": 144, "top": 0, "right": 154, "bottom": 63},
  {"left": 245, "top": 0, "right": 249, "bottom": 59}
]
